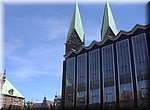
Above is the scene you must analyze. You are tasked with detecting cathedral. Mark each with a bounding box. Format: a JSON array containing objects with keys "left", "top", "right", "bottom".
[{"left": 62, "top": 1, "right": 150, "bottom": 110}]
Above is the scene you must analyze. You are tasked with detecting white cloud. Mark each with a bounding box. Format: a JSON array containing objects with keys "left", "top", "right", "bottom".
[
  {"left": 4, "top": 38, "right": 59, "bottom": 80},
  {"left": 5, "top": 39, "right": 64, "bottom": 79},
  {"left": 5, "top": 23, "right": 65, "bottom": 78},
  {"left": 34, "top": 17, "right": 68, "bottom": 41},
  {"left": 6, "top": 14, "right": 68, "bottom": 42},
  {"left": 4, "top": 6, "right": 68, "bottom": 79}
]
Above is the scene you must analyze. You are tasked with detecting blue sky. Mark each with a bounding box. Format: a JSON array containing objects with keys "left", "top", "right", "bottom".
[{"left": 4, "top": 2, "right": 147, "bottom": 102}]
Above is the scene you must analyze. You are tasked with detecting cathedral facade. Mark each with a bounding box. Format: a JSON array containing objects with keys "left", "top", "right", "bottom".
[{"left": 62, "top": 2, "right": 150, "bottom": 110}]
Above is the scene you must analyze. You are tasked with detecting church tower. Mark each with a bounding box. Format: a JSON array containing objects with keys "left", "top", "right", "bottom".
[
  {"left": 101, "top": 1, "right": 118, "bottom": 40},
  {"left": 65, "top": 2, "right": 85, "bottom": 55}
]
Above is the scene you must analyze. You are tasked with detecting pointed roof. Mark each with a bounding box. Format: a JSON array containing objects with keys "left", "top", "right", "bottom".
[
  {"left": 1, "top": 78, "right": 24, "bottom": 98},
  {"left": 101, "top": 0, "right": 118, "bottom": 40},
  {"left": 67, "top": 2, "right": 84, "bottom": 43}
]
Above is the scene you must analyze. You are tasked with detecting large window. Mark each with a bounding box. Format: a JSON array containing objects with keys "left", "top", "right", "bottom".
[
  {"left": 77, "top": 53, "right": 87, "bottom": 84},
  {"left": 90, "top": 89, "right": 99, "bottom": 104},
  {"left": 65, "top": 57, "right": 75, "bottom": 106},
  {"left": 66, "top": 57, "right": 75, "bottom": 86},
  {"left": 76, "top": 53, "right": 87, "bottom": 105},
  {"left": 89, "top": 49, "right": 100, "bottom": 81},
  {"left": 104, "top": 87, "right": 115, "bottom": 102},
  {"left": 76, "top": 91, "right": 86, "bottom": 105},
  {"left": 132, "top": 33, "right": 149, "bottom": 99},
  {"left": 137, "top": 80, "right": 148, "bottom": 98},
  {"left": 116, "top": 39, "right": 134, "bottom": 101},
  {"left": 102, "top": 45, "right": 116, "bottom": 102},
  {"left": 89, "top": 49, "right": 100, "bottom": 104}
]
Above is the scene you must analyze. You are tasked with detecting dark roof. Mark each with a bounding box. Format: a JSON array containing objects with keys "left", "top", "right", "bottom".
[
  {"left": 33, "top": 100, "right": 53, "bottom": 107},
  {"left": 33, "top": 103, "right": 42, "bottom": 107},
  {"left": 45, "top": 100, "right": 53, "bottom": 105}
]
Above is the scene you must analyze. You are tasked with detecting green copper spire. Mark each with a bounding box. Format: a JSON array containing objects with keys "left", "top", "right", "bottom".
[
  {"left": 101, "top": 0, "right": 118, "bottom": 40},
  {"left": 67, "top": 2, "right": 84, "bottom": 43}
]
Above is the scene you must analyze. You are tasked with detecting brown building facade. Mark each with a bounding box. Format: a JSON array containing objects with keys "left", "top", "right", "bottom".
[
  {"left": 0, "top": 71, "right": 25, "bottom": 110},
  {"left": 32, "top": 97, "right": 53, "bottom": 110}
]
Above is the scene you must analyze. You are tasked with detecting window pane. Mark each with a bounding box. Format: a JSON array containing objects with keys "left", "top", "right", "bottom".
[
  {"left": 77, "top": 53, "right": 87, "bottom": 84},
  {"left": 89, "top": 49, "right": 100, "bottom": 82},
  {"left": 76, "top": 91, "right": 86, "bottom": 105},
  {"left": 65, "top": 57, "right": 75, "bottom": 106},
  {"left": 116, "top": 39, "right": 134, "bottom": 101},
  {"left": 102, "top": 45, "right": 116, "bottom": 102},
  {"left": 89, "top": 89, "right": 99, "bottom": 104},
  {"left": 77, "top": 53, "right": 87, "bottom": 105},
  {"left": 132, "top": 33, "right": 149, "bottom": 99}
]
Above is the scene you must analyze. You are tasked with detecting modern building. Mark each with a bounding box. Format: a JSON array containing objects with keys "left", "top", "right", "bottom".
[
  {"left": 62, "top": 2, "right": 150, "bottom": 110},
  {"left": 0, "top": 70, "right": 25, "bottom": 110}
]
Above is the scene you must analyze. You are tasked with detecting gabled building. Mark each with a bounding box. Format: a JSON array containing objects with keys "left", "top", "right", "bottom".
[
  {"left": 62, "top": 2, "right": 150, "bottom": 110},
  {"left": 32, "top": 96, "right": 53, "bottom": 110},
  {"left": 0, "top": 70, "right": 25, "bottom": 110}
]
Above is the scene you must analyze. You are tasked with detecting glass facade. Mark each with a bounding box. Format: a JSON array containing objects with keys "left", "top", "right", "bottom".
[
  {"left": 89, "top": 49, "right": 100, "bottom": 104},
  {"left": 132, "top": 33, "right": 149, "bottom": 99},
  {"left": 65, "top": 57, "right": 75, "bottom": 106},
  {"left": 102, "top": 45, "right": 116, "bottom": 102},
  {"left": 116, "top": 39, "right": 134, "bottom": 101},
  {"left": 76, "top": 53, "right": 87, "bottom": 105},
  {"left": 64, "top": 31, "right": 149, "bottom": 108}
]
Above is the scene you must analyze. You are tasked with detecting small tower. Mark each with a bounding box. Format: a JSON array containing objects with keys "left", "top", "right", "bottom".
[
  {"left": 42, "top": 95, "right": 47, "bottom": 107},
  {"left": 44, "top": 95, "right": 46, "bottom": 100},
  {"left": 3, "top": 69, "right": 6, "bottom": 79},
  {"left": 65, "top": 2, "right": 85, "bottom": 55},
  {"left": 101, "top": 0, "right": 118, "bottom": 40},
  {"left": 1, "top": 69, "right": 6, "bottom": 86}
]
